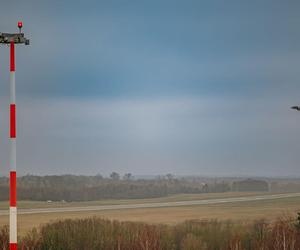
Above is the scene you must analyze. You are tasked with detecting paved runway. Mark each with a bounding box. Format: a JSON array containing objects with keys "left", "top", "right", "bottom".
[{"left": 0, "top": 193, "right": 300, "bottom": 216}]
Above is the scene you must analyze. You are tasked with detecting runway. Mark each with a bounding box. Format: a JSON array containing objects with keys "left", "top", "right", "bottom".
[{"left": 0, "top": 192, "right": 299, "bottom": 216}]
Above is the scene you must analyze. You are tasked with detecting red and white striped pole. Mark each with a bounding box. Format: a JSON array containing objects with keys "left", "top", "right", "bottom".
[
  {"left": 9, "top": 40, "right": 17, "bottom": 250},
  {"left": 1, "top": 23, "right": 28, "bottom": 249}
]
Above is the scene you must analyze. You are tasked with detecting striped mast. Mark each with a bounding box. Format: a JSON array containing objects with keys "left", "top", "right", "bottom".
[
  {"left": 0, "top": 22, "right": 29, "bottom": 250},
  {"left": 9, "top": 40, "right": 17, "bottom": 250}
]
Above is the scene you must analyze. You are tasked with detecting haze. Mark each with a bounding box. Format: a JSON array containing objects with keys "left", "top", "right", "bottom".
[{"left": 0, "top": 0, "right": 300, "bottom": 176}]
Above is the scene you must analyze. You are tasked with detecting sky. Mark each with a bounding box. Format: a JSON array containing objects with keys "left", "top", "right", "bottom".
[{"left": 0, "top": 0, "right": 300, "bottom": 176}]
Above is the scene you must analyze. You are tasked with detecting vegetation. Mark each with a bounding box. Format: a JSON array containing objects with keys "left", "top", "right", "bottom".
[
  {"left": 0, "top": 174, "right": 231, "bottom": 201},
  {"left": 1, "top": 216, "right": 300, "bottom": 249},
  {"left": 0, "top": 174, "right": 300, "bottom": 202}
]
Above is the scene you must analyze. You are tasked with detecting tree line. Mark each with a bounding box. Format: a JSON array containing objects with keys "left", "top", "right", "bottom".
[
  {"left": 0, "top": 174, "right": 231, "bottom": 201},
  {"left": 1, "top": 215, "right": 300, "bottom": 249},
  {"left": 0, "top": 174, "right": 298, "bottom": 202}
]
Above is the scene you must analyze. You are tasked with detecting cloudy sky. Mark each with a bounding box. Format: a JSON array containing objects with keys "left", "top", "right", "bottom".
[{"left": 0, "top": 0, "right": 300, "bottom": 176}]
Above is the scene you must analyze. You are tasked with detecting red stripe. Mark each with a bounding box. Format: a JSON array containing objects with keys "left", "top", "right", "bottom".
[
  {"left": 10, "top": 243, "right": 17, "bottom": 250},
  {"left": 10, "top": 41, "right": 15, "bottom": 72},
  {"left": 10, "top": 104, "right": 16, "bottom": 138},
  {"left": 10, "top": 171, "right": 16, "bottom": 207}
]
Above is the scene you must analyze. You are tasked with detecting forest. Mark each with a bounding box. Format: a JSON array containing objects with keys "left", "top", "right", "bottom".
[
  {"left": 0, "top": 174, "right": 230, "bottom": 201},
  {"left": 0, "top": 174, "right": 299, "bottom": 201}
]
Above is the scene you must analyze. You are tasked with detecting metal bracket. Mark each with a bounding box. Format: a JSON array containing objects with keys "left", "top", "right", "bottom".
[{"left": 0, "top": 33, "right": 30, "bottom": 45}]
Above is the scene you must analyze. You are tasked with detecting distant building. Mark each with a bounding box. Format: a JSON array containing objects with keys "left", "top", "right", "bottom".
[{"left": 232, "top": 179, "right": 269, "bottom": 192}]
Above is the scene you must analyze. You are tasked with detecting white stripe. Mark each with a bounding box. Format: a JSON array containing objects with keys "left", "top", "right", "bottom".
[
  {"left": 10, "top": 72, "right": 15, "bottom": 104},
  {"left": 9, "top": 207, "right": 17, "bottom": 243},
  {"left": 10, "top": 139, "right": 16, "bottom": 171}
]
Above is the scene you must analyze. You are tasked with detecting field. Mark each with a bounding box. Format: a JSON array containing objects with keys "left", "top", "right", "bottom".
[
  {"left": 0, "top": 192, "right": 271, "bottom": 210},
  {"left": 0, "top": 192, "right": 300, "bottom": 235}
]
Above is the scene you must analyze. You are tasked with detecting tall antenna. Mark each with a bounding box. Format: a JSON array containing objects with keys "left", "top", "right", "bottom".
[{"left": 0, "top": 22, "right": 29, "bottom": 250}]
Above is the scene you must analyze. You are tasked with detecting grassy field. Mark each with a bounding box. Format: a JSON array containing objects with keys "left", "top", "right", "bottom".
[
  {"left": 0, "top": 191, "right": 269, "bottom": 209},
  {"left": 0, "top": 192, "right": 299, "bottom": 235}
]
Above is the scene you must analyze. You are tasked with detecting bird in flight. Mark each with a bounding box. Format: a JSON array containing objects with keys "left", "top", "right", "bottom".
[{"left": 291, "top": 106, "right": 300, "bottom": 111}]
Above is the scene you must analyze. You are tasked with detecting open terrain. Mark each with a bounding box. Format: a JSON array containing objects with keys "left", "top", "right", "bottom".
[
  {"left": 1, "top": 192, "right": 300, "bottom": 235},
  {"left": 0, "top": 191, "right": 270, "bottom": 210}
]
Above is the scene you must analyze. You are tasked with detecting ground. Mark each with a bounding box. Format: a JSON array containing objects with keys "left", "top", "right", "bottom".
[{"left": 0, "top": 192, "right": 299, "bottom": 235}]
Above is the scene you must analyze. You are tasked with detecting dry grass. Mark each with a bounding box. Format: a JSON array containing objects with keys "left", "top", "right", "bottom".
[{"left": 0, "top": 193, "right": 300, "bottom": 236}]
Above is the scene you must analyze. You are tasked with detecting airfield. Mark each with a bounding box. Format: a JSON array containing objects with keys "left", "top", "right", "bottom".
[{"left": 1, "top": 192, "right": 300, "bottom": 235}]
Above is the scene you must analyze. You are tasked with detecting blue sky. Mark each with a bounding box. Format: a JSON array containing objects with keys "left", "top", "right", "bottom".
[{"left": 0, "top": 0, "right": 300, "bottom": 176}]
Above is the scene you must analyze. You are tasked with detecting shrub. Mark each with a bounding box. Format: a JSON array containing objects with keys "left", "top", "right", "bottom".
[{"left": 1, "top": 215, "right": 300, "bottom": 249}]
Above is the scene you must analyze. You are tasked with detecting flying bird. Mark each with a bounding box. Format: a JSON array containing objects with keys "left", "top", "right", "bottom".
[{"left": 291, "top": 106, "right": 300, "bottom": 111}]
